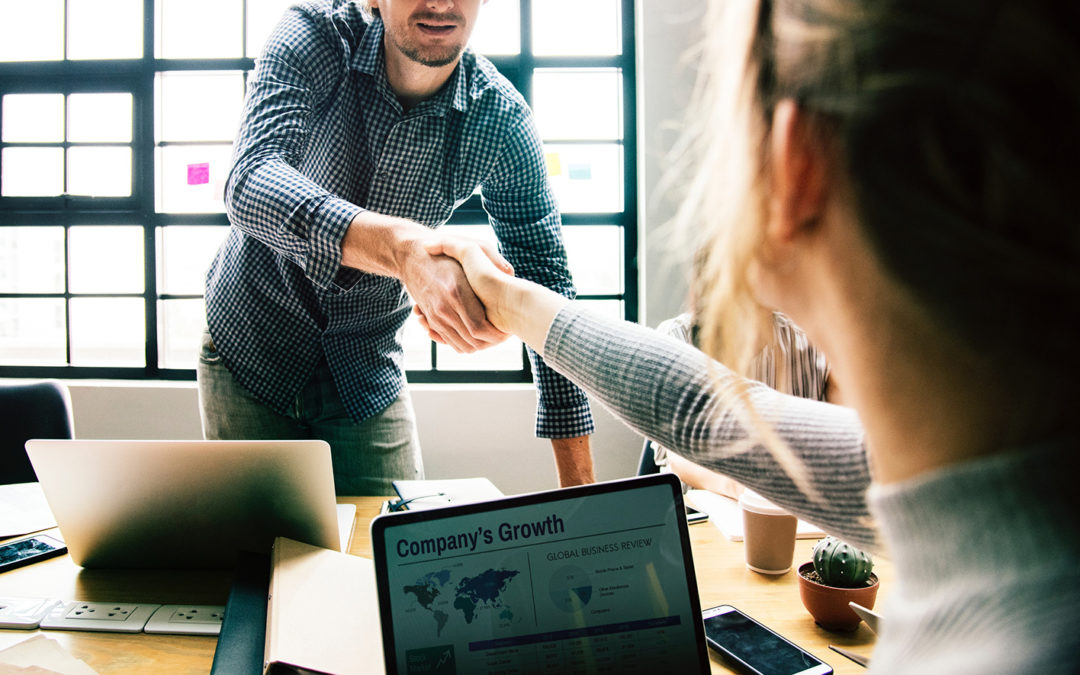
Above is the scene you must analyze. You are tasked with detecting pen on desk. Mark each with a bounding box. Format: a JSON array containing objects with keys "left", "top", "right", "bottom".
[
  {"left": 386, "top": 492, "right": 448, "bottom": 512},
  {"left": 828, "top": 644, "right": 870, "bottom": 668}
]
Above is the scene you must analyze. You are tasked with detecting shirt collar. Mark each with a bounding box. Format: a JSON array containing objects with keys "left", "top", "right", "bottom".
[{"left": 352, "top": 16, "right": 476, "bottom": 116}]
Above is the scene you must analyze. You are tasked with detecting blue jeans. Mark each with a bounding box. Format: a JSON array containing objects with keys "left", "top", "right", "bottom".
[{"left": 196, "top": 330, "right": 423, "bottom": 496}]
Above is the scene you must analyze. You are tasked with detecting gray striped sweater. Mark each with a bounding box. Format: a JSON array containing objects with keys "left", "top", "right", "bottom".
[{"left": 544, "top": 304, "right": 1080, "bottom": 674}]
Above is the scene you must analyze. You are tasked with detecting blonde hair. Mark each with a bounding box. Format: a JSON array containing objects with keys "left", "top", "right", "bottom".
[{"left": 681, "top": 0, "right": 1080, "bottom": 406}]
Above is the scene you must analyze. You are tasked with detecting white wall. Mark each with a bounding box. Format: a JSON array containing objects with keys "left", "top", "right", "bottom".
[
  {"left": 5, "top": 3, "right": 703, "bottom": 497},
  {"left": 62, "top": 381, "right": 642, "bottom": 495},
  {"left": 636, "top": 0, "right": 706, "bottom": 327}
]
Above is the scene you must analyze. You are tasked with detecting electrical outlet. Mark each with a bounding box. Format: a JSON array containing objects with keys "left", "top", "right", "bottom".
[
  {"left": 0, "top": 597, "right": 64, "bottom": 629},
  {"left": 144, "top": 605, "right": 226, "bottom": 636},
  {"left": 39, "top": 601, "right": 160, "bottom": 633}
]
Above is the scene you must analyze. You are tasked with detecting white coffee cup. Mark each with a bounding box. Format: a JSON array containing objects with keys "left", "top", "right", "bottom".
[{"left": 739, "top": 489, "right": 798, "bottom": 575}]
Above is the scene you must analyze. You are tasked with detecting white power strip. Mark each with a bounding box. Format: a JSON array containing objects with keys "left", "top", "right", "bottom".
[
  {"left": 0, "top": 597, "right": 64, "bottom": 629},
  {"left": 40, "top": 601, "right": 161, "bottom": 633},
  {"left": 144, "top": 605, "right": 225, "bottom": 636}
]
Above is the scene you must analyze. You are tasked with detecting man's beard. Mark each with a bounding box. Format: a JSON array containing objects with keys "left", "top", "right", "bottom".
[{"left": 386, "top": 18, "right": 466, "bottom": 67}]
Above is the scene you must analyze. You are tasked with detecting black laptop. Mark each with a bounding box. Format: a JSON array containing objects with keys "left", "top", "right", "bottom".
[{"left": 370, "top": 473, "right": 709, "bottom": 674}]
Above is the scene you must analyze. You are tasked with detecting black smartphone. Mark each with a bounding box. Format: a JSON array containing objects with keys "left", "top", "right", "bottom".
[
  {"left": 0, "top": 534, "right": 67, "bottom": 573},
  {"left": 703, "top": 604, "right": 832, "bottom": 675},
  {"left": 686, "top": 505, "right": 709, "bottom": 525}
]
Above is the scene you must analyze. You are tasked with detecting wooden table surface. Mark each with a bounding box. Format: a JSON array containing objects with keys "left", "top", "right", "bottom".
[{"left": 0, "top": 496, "right": 886, "bottom": 673}]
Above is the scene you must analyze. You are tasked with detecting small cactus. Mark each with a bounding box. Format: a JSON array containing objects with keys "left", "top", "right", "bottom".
[{"left": 812, "top": 536, "right": 874, "bottom": 588}]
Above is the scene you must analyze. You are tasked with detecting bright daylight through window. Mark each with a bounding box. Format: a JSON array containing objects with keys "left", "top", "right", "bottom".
[{"left": 0, "top": 0, "right": 636, "bottom": 382}]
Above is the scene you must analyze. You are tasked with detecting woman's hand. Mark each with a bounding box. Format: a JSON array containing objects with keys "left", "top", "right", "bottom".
[
  {"left": 421, "top": 235, "right": 571, "bottom": 356},
  {"left": 421, "top": 235, "right": 516, "bottom": 331}
]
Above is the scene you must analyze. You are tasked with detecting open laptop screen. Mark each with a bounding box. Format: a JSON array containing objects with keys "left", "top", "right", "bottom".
[{"left": 371, "top": 473, "right": 708, "bottom": 674}]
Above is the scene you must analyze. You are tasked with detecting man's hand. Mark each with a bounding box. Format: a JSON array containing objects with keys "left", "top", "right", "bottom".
[
  {"left": 400, "top": 241, "right": 510, "bottom": 353},
  {"left": 422, "top": 233, "right": 570, "bottom": 356},
  {"left": 551, "top": 436, "right": 594, "bottom": 487},
  {"left": 341, "top": 211, "right": 514, "bottom": 353}
]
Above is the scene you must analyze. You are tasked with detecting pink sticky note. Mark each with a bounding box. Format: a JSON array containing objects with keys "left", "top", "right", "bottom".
[{"left": 187, "top": 163, "right": 210, "bottom": 185}]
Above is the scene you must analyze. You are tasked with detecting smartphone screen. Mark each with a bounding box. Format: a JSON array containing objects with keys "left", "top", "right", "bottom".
[
  {"left": 0, "top": 534, "right": 67, "bottom": 573},
  {"left": 686, "top": 505, "right": 709, "bottom": 524},
  {"left": 703, "top": 605, "right": 832, "bottom": 675}
]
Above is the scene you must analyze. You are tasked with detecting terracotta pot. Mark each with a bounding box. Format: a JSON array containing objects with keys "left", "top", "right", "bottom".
[{"left": 797, "top": 561, "right": 879, "bottom": 632}]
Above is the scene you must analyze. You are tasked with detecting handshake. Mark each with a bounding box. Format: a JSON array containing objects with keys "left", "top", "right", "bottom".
[{"left": 406, "top": 234, "right": 531, "bottom": 354}]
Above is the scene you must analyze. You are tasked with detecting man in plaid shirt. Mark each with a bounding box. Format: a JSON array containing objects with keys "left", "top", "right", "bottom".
[{"left": 198, "top": 0, "right": 595, "bottom": 495}]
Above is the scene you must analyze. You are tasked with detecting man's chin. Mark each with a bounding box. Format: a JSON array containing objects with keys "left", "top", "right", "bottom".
[{"left": 402, "top": 45, "right": 464, "bottom": 68}]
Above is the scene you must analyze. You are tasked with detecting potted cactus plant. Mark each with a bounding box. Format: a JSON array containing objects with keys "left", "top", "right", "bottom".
[{"left": 797, "top": 536, "right": 879, "bottom": 632}]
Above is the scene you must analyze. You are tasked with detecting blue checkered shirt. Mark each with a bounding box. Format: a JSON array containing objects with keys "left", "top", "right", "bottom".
[{"left": 206, "top": 0, "right": 594, "bottom": 438}]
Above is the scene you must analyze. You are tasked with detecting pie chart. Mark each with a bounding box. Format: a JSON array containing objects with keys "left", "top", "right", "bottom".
[{"left": 548, "top": 564, "right": 593, "bottom": 613}]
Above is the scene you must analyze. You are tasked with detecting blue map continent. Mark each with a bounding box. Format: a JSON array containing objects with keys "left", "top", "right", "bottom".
[{"left": 452, "top": 568, "right": 520, "bottom": 624}]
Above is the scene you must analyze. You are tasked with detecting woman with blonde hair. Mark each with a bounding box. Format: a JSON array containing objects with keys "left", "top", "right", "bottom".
[{"left": 422, "top": 0, "right": 1080, "bottom": 670}]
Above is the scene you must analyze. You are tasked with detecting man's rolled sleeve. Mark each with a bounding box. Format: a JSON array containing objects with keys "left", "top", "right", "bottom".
[{"left": 224, "top": 8, "right": 362, "bottom": 292}]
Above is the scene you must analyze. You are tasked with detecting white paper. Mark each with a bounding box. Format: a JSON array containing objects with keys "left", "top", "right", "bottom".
[
  {"left": 336, "top": 503, "right": 356, "bottom": 552},
  {"left": 0, "top": 484, "right": 57, "bottom": 538},
  {"left": 0, "top": 635, "right": 98, "bottom": 675},
  {"left": 391, "top": 477, "right": 504, "bottom": 511},
  {"left": 685, "top": 489, "right": 825, "bottom": 542}
]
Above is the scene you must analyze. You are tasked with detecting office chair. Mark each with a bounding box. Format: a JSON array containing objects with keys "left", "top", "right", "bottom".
[{"left": 0, "top": 380, "right": 74, "bottom": 484}]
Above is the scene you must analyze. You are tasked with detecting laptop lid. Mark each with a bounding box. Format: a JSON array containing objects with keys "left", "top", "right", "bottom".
[
  {"left": 370, "top": 473, "right": 709, "bottom": 674},
  {"left": 25, "top": 439, "right": 339, "bottom": 569}
]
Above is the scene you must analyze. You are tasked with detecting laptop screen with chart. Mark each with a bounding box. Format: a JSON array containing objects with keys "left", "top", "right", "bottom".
[{"left": 370, "top": 473, "right": 709, "bottom": 674}]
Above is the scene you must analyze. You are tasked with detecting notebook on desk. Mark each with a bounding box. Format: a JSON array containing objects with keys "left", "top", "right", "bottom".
[
  {"left": 25, "top": 439, "right": 344, "bottom": 569},
  {"left": 370, "top": 473, "right": 710, "bottom": 674}
]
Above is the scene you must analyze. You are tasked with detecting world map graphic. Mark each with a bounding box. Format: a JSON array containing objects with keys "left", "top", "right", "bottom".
[{"left": 403, "top": 568, "right": 521, "bottom": 636}]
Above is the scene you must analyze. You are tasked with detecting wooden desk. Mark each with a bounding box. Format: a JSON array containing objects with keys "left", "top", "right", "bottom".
[{"left": 0, "top": 497, "right": 886, "bottom": 674}]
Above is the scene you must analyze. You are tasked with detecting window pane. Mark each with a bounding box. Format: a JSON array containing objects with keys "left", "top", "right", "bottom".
[
  {"left": 157, "top": 72, "right": 244, "bottom": 142},
  {"left": 0, "top": 0, "right": 64, "bottom": 62},
  {"left": 246, "top": 0, "right": 299, "bottom": 58},
  {"left": 0, "top": 227, "right": 65, "bottom": 293},
  {"left": 69, "top": 297, "right": 144, "bottom": 366},
  {"left": 68, "top": 0, "right": 142, "bottom": 60},
  {"left": 533, "top": 0, "right": 620, "bottom": 56},
  {"left": 470, "top": 0, "right": 520, "bottom": 56},
  {"left": 564, "top": 226, "right": 622, "bottom": 295},
  {"left": 1, "top": 147, "right": 64, "bottom": 197},
  {"left": 578, "top": 299, "right": 623, "bottom": 321},
  {"left": 67, "top": 146, "right": 132, "bottom": 197},
  {"left": 158, "top": 225, "right": 229, "bottom": 295},
  {"left": 441, "top": 224, "right": 497, "bottom": 246},
  {"left": 2, "top": 94, "right": 64, "bottom": 143},
  {"left": 158, "top": 0, "right": 242, "bottom": 58},
  {"left": 158, "top": 298, "right": 206, "bottom": 369},
  {"left": 0, "top": 299, "right": 66, "bottom": 365},
  {"left": 156, "top": 144, "right": 232, "bottom": 213},
  {"left": 436, "top": 337, "right": 524, "bottom": 371},
  {"left": 533, "top": 69, "right": 622, "bottom": 140},
  {"left": 69, "top": 226, "right": 144, "bottom": 294},
  {"left": 544, "top": 144, "right": 622, "bottom": 213},
  {"left": 68, "top": 93, "right": 133, "bottom": 143},
  {"left": 401, "top": 312, "right": 432, "bottom": 371}
]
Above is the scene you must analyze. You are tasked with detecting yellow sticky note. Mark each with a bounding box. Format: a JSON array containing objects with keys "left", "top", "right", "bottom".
[{"left": 545, "top": 152, "right": 562, "bottom": 177}]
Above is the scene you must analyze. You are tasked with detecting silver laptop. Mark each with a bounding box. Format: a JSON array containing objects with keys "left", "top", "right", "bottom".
[
  {"left": 370, "top": 473, "right": 710, "bottom": 674},
  {"left": 25, "top": 439, "right": 340, "bottom": 569}
]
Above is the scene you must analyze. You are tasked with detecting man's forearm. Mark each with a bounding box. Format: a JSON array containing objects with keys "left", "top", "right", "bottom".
[
  {"left": 340, "top": 210, "right": 429, "bottom": 278},
  {"left": 550, "top": 435, "right": 594, "bottom": 487}
]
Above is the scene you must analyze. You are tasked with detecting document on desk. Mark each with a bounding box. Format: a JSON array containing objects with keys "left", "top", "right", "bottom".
[
  {"left": 0, "top": 482, "right": 58, "bottom": 538},
  {"left": 388, "top": 477, "right": 504, "bottom": 511},
  {"left": 264, "top": 537, "right": 383, "bottom": 675}
]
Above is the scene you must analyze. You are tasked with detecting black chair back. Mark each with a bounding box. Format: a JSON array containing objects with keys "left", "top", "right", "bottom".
[{"left": 0, "top": 380, "right": 74, "bottom": 484}]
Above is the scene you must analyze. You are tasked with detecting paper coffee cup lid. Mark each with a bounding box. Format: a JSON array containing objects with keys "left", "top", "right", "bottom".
[{"left": 738, "top": 489, "right": 791, "bottom": 516}]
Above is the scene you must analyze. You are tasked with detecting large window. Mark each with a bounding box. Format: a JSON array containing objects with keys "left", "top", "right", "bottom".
[{"left": 0, "top": 0, "right": 636, "bottom": 383}]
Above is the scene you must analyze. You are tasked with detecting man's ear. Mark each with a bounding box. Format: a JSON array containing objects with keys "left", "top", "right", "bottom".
[{"left": 769, "top": 99, "right": 829, "bottom": 243}]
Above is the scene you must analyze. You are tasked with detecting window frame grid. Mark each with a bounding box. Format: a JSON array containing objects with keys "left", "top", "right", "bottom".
[{"left": 0, "top": 0, "right": 637, "bottom": 383}]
